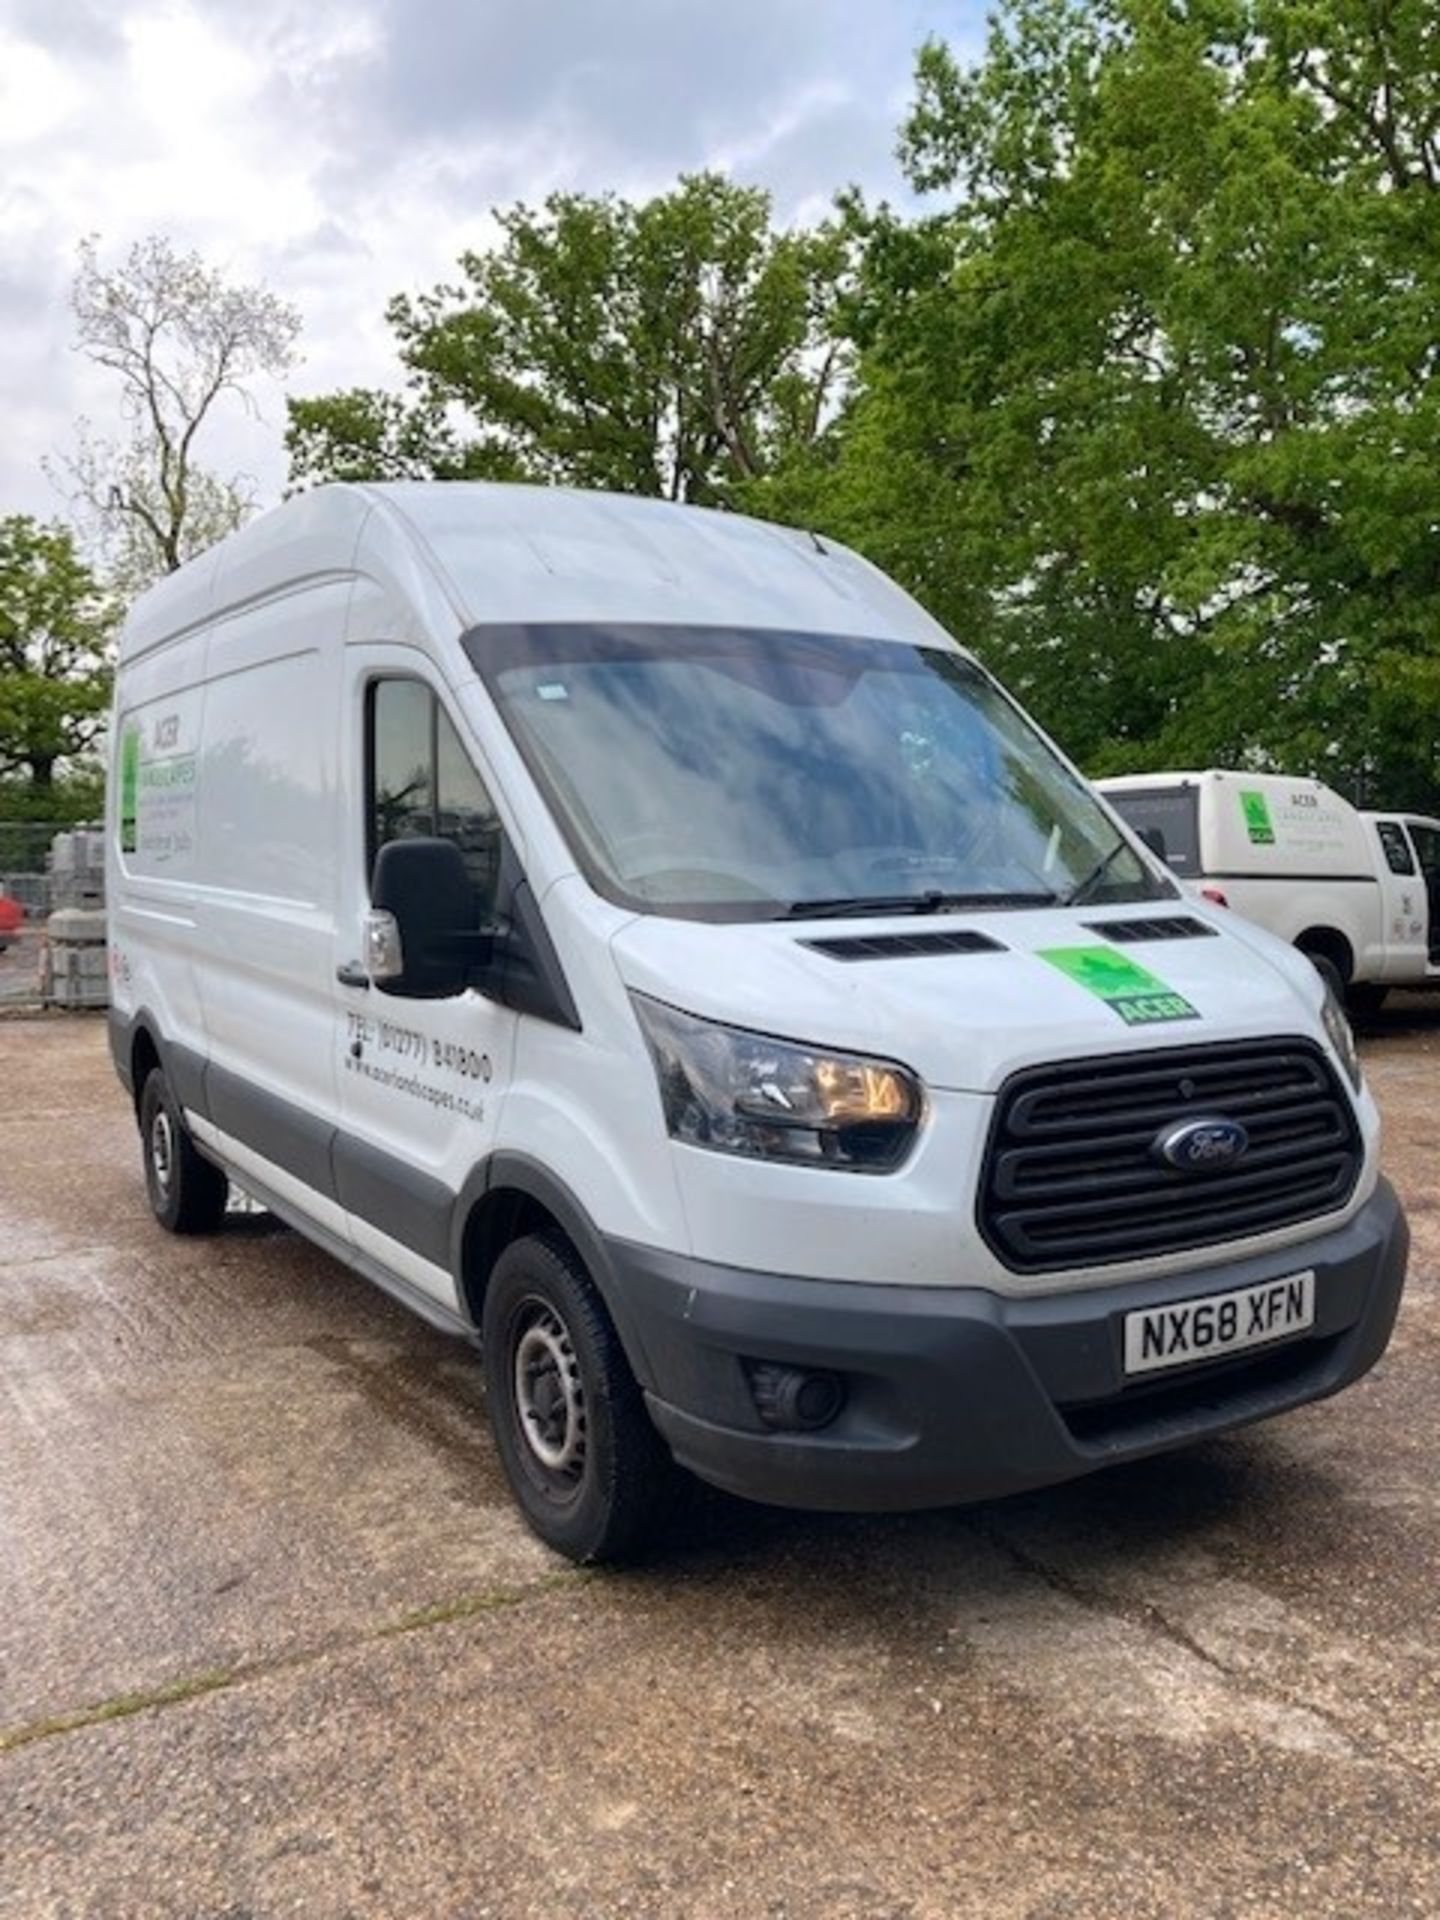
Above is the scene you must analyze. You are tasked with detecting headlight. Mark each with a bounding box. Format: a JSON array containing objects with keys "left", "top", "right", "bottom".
[
  {"left": 1320, "top": 983, "right": 1363, "bottom": 1093},
  {"left": 631, "top": 995, "right": 924, "bottom": 1172}
]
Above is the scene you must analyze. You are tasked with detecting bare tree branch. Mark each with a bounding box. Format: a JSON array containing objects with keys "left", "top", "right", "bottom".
[{"left": 48, "top": 235, "right": 301, "bottom": 594}]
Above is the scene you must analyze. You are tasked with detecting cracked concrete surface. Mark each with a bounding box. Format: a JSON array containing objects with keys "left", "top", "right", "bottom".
[{"left": 1, "top": 1006, "right": 1438, "bottom": 1917}]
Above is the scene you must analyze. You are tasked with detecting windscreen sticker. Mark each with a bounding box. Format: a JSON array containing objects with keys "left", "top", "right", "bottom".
[
  {"left": 1239, "top": 789, "right": 1276, "bottom": 845},
  {"left": 1038, "top": 945, "right": 1200, "bottom": 1026}
]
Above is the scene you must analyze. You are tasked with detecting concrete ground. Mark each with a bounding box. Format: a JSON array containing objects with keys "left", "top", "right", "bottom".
[{"left": 1, "top": 1007, "right": 1437, "bottom": 1919}]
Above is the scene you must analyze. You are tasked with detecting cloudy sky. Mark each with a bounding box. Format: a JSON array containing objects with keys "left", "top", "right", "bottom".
[{"left": 0, "top": 0, "right": 984, "bottom": 527}]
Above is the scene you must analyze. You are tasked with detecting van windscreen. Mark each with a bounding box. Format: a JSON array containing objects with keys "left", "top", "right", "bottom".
[{"left": 468, "top": 624, "right": 1171, "bottom": 922}]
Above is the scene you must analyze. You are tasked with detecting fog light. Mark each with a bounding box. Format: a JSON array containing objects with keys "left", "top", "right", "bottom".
[{"left": 747, "top": 1362, "right": 846, "bottom": 1432}]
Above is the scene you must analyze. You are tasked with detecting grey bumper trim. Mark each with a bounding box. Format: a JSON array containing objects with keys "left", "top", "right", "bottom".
[{"left": 607, "top": 1182, "right": 1408, "bottom": 1513}]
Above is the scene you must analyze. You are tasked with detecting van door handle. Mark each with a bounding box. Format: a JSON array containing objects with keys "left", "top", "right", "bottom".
[{"left": 336, "top": 962, "right": 370, "bottom": 989}]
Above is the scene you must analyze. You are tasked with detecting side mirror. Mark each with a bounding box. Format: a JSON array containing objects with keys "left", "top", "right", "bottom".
[{"left": 368, "top": 836, "right": 493, "bottom": 998}]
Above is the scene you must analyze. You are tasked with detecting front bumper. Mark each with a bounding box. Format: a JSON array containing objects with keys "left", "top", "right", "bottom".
[{"left": 609, "top": 1181, "right": 1408, "bottom": 1512}]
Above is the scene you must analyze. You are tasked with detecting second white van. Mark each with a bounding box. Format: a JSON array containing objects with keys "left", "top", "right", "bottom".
[
  {"left": 107, "top": 485, "right": 1408, "bottom": 1561},
  {"left": 1099, "top": 769, "right": 1440, "bottom": 1012}
]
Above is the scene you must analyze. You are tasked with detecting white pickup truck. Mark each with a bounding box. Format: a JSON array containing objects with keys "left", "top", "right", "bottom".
[{"left": 1098, "top": 770, "right": 1440, "bottom": 1012}]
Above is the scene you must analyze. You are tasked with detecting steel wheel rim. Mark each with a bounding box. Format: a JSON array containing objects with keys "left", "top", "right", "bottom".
[
  {"left": 513, "top": 1301, "right": 586, "bottom": 1482},
  {"left": 150, "top": 1106, "right": 175, "bottom": 1198}
]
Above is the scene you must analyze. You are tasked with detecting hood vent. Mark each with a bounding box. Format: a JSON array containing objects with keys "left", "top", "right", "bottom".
[
  {"left": 802, "top": 929, "right": 1004, "bottom": 962},
  {"left": 1083, "top": 916, "right": 1217, "bottom": 944}
]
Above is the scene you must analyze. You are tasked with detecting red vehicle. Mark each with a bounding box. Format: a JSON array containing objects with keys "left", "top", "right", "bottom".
[{"left": 0, "top": 889, "right": 24, "bottom": 945}]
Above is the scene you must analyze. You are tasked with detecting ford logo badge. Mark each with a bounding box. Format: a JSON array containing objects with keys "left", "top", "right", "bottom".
[{"left": 1153, "top": 1115, "right": 1250, "bottom": 1173}]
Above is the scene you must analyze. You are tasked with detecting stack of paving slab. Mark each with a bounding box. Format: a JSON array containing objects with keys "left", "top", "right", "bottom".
[
  {"left": 44, "top": 829, "right": 108, "bottom": 1010},
  {"left": 48, "top": 829, "right": 106, "bottom": 910}
]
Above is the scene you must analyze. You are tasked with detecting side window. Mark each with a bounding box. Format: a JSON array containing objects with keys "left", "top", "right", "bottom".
[
  {"left": 367, "top": 679, "right": 503, "bottom": 912},
  {"left": 370, "top": 679, "right": 434, "bottom": 848},
  {"left": 1410, "top": 824, "right": 1440, "bottom": 881},
  {"left": 1375, "top": 821, "right": 1416, "bottom": 876},
  {"left": 437, "top": 702, "right": 503, "bottom": 908}
]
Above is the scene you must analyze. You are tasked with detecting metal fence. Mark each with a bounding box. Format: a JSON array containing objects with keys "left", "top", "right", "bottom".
[{"left": 0, "top": 822, "right": 104, "bottom": 915}]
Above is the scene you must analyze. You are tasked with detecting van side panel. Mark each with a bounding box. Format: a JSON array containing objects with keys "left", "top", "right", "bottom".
[
  {"left": 1213, "top": 877, "right": 1380, "bottom": 973},
  {"left": 1202, "top": 774, "right": 1373, "bottom": 880},
  {"left": 1192, "top": 774, "right": 1384, "bottom": 981},
  {"left": 108, "top": 643, "right": 209, "bottom": 1080},
  {"left": 189, "top": 581, "right": 349, "bottom": 1235}
]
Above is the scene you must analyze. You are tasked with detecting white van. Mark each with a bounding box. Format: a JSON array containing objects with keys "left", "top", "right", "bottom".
[
  {"left": 107, "top": 485, "right": 1408, "bottom": 1561},
  {"left": 1098, "top": 770, "right": 1440, "bottom": 1011}
]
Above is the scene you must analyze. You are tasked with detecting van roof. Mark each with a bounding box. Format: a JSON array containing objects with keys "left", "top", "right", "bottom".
[
  {"left": 1097, "top": 770, "right": 1337, "bottom": 797},
  {"left": 118, "top": 480, "right": 959, "bottom": 663}
]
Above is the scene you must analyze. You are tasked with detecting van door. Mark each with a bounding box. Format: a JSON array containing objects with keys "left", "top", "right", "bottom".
[
  {"left": 1371, "top": 816, "right": 1431, "bottom": 981},
  {"left": 333, "top": 650, "right": 519, "bottom": 1311}
]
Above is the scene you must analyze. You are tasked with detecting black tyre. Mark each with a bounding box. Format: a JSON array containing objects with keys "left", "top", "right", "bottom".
[
  {"left": 1346, "top": 982, "right": 1389, "bottom": 1020},
  {"left": 139, "top": 1067, "right": 228, "bottom": 1235},
  {"left": 482, "top": 1232, "right": 675, "bottom": 1563},
  {"left": 1304, "top": 951, "right": 1345, "bottom": 1003}
]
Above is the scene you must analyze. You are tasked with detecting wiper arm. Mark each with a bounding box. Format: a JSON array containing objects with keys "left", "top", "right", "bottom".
[
  {"left": 1064, "top": 837, "right": 1131, "bottom": 907},
  {"left": 780, "top": 889, "right": 1058, "bottom": 921}
]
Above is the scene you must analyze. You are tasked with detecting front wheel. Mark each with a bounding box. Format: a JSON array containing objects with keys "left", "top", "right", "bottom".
[
  {"left": 481, "top": 1233, "right": 676, "bottom": 1563},
  {"left": 139, "top": 1067, "right": 228, "bottom": 1234},
  {"left": 1346, "top": 983, "right": 1389, "bottom": 1020},
  {"left": 1303, "top": 951, "right": 1346, "bottom": 1003}
]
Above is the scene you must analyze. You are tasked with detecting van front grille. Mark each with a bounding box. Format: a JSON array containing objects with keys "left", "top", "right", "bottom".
[{"left": 979, "top": 1039, "right": 1362, "bottom": 1273}]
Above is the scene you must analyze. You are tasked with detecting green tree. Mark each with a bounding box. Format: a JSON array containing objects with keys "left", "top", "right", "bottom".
[
  {"left": 285, "top": 388, "right": 493, "bottom": 487},
  {"left": 288, "top": 173, "right": 851, "bottom": 505},
  {"left": 0, "top": 516, "right": 115, "bottom": 796},
  {"left": 777, "top": 0, "right": 1440, "bottom": 811}
]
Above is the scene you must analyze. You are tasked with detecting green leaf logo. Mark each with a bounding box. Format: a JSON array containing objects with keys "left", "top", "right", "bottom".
[{"left": 1037, "top": 945, "right": 1200, "bottom": 1026}]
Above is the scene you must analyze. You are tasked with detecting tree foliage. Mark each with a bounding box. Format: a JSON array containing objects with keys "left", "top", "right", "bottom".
[
  {"left": 765, "top": 0, "right": 1440, "bottom": 810},
  {"left": 288, "top": 173, "right": 851, "bottom": 504},
  {"left": 0, "top": 516, "right": 115, "bottom": 793},
  {"left": 53, "top": 236, "right": 302, "bottom": 596},
  {"left": 282, "top": 10, "right": 1439, "bottom": 809}
]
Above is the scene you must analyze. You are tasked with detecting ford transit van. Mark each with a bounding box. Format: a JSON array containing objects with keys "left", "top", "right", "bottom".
[{"left": 106, "top": 484, "right": 1408, "bottom": 1561}]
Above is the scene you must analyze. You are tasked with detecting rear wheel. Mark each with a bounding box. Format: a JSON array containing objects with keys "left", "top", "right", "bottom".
[
  {"left": 482, "top": 1232, "right": 675, "bottom": 1563},
  {"left": 139, "top": 1067, "right": 228, "bottom": 1234},
  {"left": 1346, "top": 983, "right": 1389, "bottom": 1020}
]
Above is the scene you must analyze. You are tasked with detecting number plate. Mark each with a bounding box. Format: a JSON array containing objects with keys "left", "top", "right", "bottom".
[{"left": 1123, "top": 1272, "right": 1315, "bottom": 1377}]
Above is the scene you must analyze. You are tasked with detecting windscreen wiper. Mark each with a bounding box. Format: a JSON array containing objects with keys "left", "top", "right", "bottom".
[
  {"left": 1064, "top": 838, "right": 1131, "bottom": 907},
  {"left": 780, "top": 889, "right": 1058, "bottom": 920}
]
